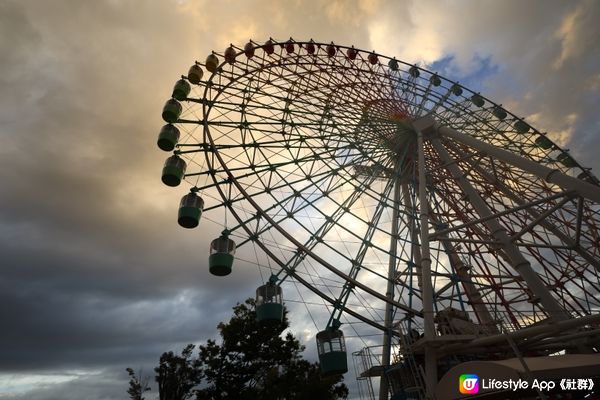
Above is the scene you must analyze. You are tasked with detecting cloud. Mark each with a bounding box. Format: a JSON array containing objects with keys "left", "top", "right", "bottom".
[
  {"left": 366, "top": 0, "right": 599, "bottom": 170},
  {"left": 553, "top": 0, "right": 595, "bottom": 70},
  {"left": 0, "top": 369, "right": 136, "bottom": 400},
  {"left": 0, "top": 0, "right": 598, "bottom": 399}
]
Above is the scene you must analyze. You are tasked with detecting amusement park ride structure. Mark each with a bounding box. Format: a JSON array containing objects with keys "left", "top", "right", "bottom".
[{"left": 157, "top": 39, "right": 600, "bottom": 399}]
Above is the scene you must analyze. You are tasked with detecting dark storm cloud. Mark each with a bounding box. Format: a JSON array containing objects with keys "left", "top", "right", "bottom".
[
  {"left": 0, "top": 0, "right": 368, "bottom": 398},
  {"left": 0, "top": 0, "right": 262, "bottom": 379},
  {"left": 0, "top": 0, "right": 360, "bottom": 390},
  {"left": 0, "top": 262, "right": 232, "bottom": 370}
]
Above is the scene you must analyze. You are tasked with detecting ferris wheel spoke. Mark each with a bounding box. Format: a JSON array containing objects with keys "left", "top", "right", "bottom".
[
  {"left": 205, "top": 157, "right": 348, "bottom": 216},
  {"left": 437, "top": 99, "right": 509, "bottom": 144},
  {"left": 256, "top": 61, "right": 394, "bottom": 122},
  {"left": 437, "top": 122, "right": 600, "bottom": 203},
  {"left": 429, "top": 212, "right": 499, "bottom": 329},
  {"left": 214, "top": 154, "right": 420, "bottom": 315},
  {"left": 221, "top": 151, "right": 389, "bottom": 246},
  {"left": 230, "top": 187, "right": 426, "bottom": 317},
  {"left": 427, "top": 84, "right": 462, "bottom": 115},
  {"left": 429, "top": 190, "right": 575, "bottom": 241},
  {"left": 399, "top": 182, "right": 426, "bottom": 310},
  {"left": 395, "top": 72, "right": 418, "bottom": 113},
  {"left": 199, "top": 96, "right": 332, "bottom": 122},
  {"left": 247, "top": 66, "right": 357, "bottom": 113},
  {"left": 232, "top": 213, "right": 394, "bottom": 333},
  {"left": 270, "top": 170, "right": 393, "bottom": 281},
  {"left": 205, "top": 78, "right": 328, "bottom": 126},
  {"left": 327, "top": 169, "right": 397, "bottom": 326},
  {"left": 508, "top": 196, "right": 577, "bottom": 242},
  {"left": 414, "top": 80, "right": 439, "bottom": 117},
  {"left": 204, "top": 140, "right": 354, "bottom": 180}
]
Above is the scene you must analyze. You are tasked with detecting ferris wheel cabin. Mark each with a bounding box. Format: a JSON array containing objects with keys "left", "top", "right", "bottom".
[
  {"left": 209, "top": 233, "right": 236, "bottom": 276},
  {"left": 187, "top": 63, "right": 203, "bottom": 84},
  {"left": 172, "top": 79, "right": 191, "bottom": 101},
  {"left": 255, "top": 283, "right": 284, "bottom": 323},
  {"left": 205, "top": 53, "right": 219, "bottom": 73},
  {"left": 316, "top": 328, "right": 348, "bottom": 376},
  {"left": 157, "top": 124, "right": 180, "bottom": 152},
  {"left": 161, "top": 155, "right": 186, "bottom": 187},
  {"left": 161, "top": 98, "right": 182, "bottom": 123},
  {"left": 177, "top": 192, "right": 203, "bottom": 229}
]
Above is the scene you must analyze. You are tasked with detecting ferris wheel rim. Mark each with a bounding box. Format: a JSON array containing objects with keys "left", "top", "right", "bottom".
[
  {"left": 199, "top": 38, "right": 593, "bottom": 179},
  {"left": 164, "top": 37, "right": 600, "bottom": 339}
]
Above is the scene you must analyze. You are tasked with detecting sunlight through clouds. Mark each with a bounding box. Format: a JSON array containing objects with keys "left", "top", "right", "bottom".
[
  {"left": 553, "top": 0, "right": 588, "bottom": 70},
  {"left": 0, "top": 371, "right": 97, "bottom": 396}
]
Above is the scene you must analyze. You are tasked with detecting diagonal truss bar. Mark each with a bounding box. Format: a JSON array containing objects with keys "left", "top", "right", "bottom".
[
  {"left": 328, "top": 175, "right": 396, "bottom": 328},
  {"left": 428, "top": 214, "right": 499, "bottom": 332},
  {"left": 427, "top": 132, "right": 571, "bottom": 322},
  {"left": 429, "top": 190, "right": 575, "bottom": 241},
  {"left": 509, "top": 195, "right": 574, "bottom": 241},
  {"left": 432, "top": 119, "right": 600, "bottom": 204},
  {"left": 278, "top": 169, "right": 389, "bottom": 288},
  {"left": 449, "top": 144, "right": 600, "bottom": 272}
]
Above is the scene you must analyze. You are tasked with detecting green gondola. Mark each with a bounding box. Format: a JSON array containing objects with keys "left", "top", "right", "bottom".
[
  {"left": 558, "top": 152, "right": 577, "bottom": 168},
  {"left": 205, "top": 53, "right": 219, "bottom": 73},
  {"left": 161, "top": 99, "right": 182, "bottom": 123},
  {"left": 535, "top": 135, "right": 553, "bottom": 150},
  {"left": 451, "top": 83, "right": 463, "bottom": 96},
  {"left": 244, "top": 42, "right": 255, "bottom": 58},
  {"left": 471, "top": 94, "right": 485, "bottom": 107},
  {"left": 256, "top": 281, "right": 283, "bottom": 323},
  {"left": 492, "top": 107, "right": 507, "bottom": 120},
  {"left": 157, "top": 124, "right": 180, "bottom": 152},
  {"left": 187, "top": 64, "right": 203, "bottom": 84},
  {"left": 209, "top": 233, "right": 236, "bottom": 276},
  {"left": 514, "top": 120, "right": 530, "bottom": 134},
  {"left": 178, "top": 192, "right": 203, "bottom": 228},
  {"left": 224, "top": 46, "right": 236, "bottom": 64},
  {"left": 408, "top": 65, "right": 419, "bottom": 78},
  {"left": 317, "top": 328, "right": 348, "bottom": 376},
  {"left": 161, "top": 155, "right": 186, "bottom": 187},
  {"left": 172, "top": 79, "right": 191, "bottom": 101}
]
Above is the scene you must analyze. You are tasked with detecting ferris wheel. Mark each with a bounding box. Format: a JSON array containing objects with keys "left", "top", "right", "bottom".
[{"left": 157, "top": 38, "right": 600, "bottom": 400}]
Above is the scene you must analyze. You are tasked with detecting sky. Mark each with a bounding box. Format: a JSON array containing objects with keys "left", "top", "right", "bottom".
[{"left": 0, "top": 0, "right": 599, "bottom": 399}]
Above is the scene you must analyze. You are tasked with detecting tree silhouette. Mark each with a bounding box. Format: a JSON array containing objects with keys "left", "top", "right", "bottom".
[
  {"left": 155, "top": 344, "right": 202, "bottom": 400},
  {"left": 195, "top": 299, "right": 348, "bottom": 400},
  {"left": 129, "top": 299, "right": 348, "bottom": 400},
  {"left": 126, "top": 367, "right": 151, "bottom": 400}
]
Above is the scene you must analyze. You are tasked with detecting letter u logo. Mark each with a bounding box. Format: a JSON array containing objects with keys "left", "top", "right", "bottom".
[{"left": 459, "top": 374, "right": 479, "bottom": 394}]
